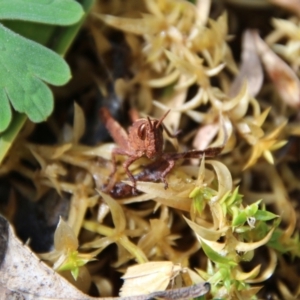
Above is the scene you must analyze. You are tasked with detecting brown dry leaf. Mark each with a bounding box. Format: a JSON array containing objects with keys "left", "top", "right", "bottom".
[
  {"left": 193, "top": 122, "right": 219, "bottom": 150},
  {"left": 0, "top": 215, "right": 93, "bottom": 300},
  {"left": 148, "top": 282, "right": 211, "bottom": 299},
  {"left": 229, "top": 30, "right": 263, "bottom": 98},
  {"left": 254, "top": 30, "right": 300, "bottom": 108}
]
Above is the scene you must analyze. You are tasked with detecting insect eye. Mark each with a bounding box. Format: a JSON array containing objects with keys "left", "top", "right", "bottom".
[{"left": 137, "top": 124, "right": 147, "bottom": 140}]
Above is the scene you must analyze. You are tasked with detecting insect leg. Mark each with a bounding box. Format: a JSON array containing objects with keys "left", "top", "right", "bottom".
[
  {"left": 108, "top": 147, "right": 132, "bottom": 181},
  {"left": 109, "top": 148, "right": 119, "bottom": 178},
  {"left": 123, "top": 155, "right": 142, "bottom": 192},
  {"left": 160, "top": 155, "right": 176, "bottom": 189},
  {"left": 100, "top": 107, "right": 130, "bottom": 148}
]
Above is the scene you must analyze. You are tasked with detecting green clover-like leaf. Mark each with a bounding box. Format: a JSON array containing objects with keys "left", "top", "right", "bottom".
[
  {"left": 0, "top": 0, "right": 84, "bottom": 25},
  {"left": 0, "top": 24, "right": 71, "bottom": 132},
  {"left": 0, "top": 88, "right": 11, "bottom": 131}
]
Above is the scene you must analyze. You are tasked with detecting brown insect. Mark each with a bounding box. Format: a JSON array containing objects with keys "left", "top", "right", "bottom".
[{"left": 100, "top": 107, "right": 224, "bottom": 192}]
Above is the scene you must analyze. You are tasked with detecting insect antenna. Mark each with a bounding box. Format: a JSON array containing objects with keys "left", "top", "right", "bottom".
[
  {"left": 147, "top": 116, "right": 153, "bottom": 130},
  {"left": 155, "top": 109, "right": 171, "bottom": 129}
]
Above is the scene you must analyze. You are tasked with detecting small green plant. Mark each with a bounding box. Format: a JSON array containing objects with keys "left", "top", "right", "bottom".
[
  {"left": 0, "top": 0, "right": 84, "bottom": 133},
  {"left": 186, "top": 184, "right": 278, "bottom": 298}
]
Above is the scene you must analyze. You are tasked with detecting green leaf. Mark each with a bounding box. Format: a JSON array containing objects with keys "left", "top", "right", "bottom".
[
  {"left": 225, "top": 187, "right": 242, "bottom": 207},
  {"left": 191, "top": 197, "right": 206, "bottom": 215},
  {"left": 189, "top": 186, "right": 216, "bottom": 201},
  {"left": 254, "top": 210, "right": 279, "bottom": 221},
  {"left": 267, "top": 229, "right": 288, "bottom": 253},
  {"left": 232, "top": 207, "right": 247, "bottom": 227},
  {"left": 232, "top": 200, "right": 262, "bottom": 227},
  {"left": 0, "top": 89, "right": 11, "bottom": 130},
  {"left": 190, "top": 187, "right": 217, "bottom": 216},
  {"left": 0, "top": 24, "right": 71, "bottom": 132},
  {"left": 0, "top": 0, "right": 84, "bottom": 25},
  {"left": 244, "top": 200, "right": 261, "bottom": 216},
  {"left": 3, "top": 20, "right": 56, "bottom": 45},
  {"left": 0, "top": 0, "right": 94, "bottom": 163},
  {"left": 201, "top": 240, "right": 237, "bottom": 266},
  {"left": 53, "top": 0, "right": 94, "bottom": 55},
  {"left": 71, "top": 267, "right": 79, "bottom": 280},
  {"left": 268, "top": 228, "right": 300, "bottom": 257}
]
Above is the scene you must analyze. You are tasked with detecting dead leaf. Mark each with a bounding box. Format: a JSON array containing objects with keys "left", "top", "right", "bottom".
[
  {"left": 147, "top": 281, "right": 211, "bottom": 299},
  {"left": 229, "top": 30, "right": 263, "bottom": 98},
  {"left": 254, "top": 31, "right": 300, "bottom": 108},
  {"left": 0, "top": 215, "right": 93, "bottom": 300},
  {"left": 193, "top": 123, "right": 219, "bottom": 150}
]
